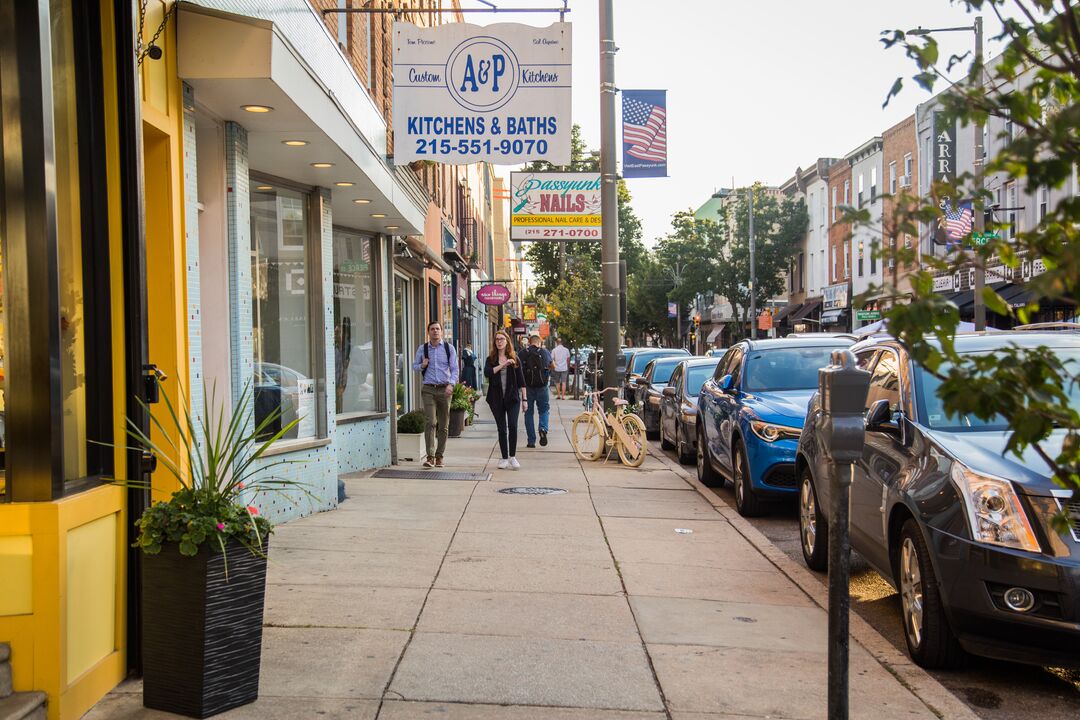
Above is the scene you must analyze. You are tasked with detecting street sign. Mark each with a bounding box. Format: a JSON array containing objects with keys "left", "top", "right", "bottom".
[
  {"left": 855, "top": 310, "right": 881, "bottom": 322},
  {"left": 973, "top": 232, "right": 1000, "bottom": 245},
  {"left": 510, "top": 172, "right": 601, "bottom": 241},
  {"left": 757, "top": 311, "right": 773, "bottom": 331},
  {"left": 523, "top": 303, "right": 537, "bottom": 321},
  {"left": 476, "top": 284, "right": 511, "bottom": 306}
]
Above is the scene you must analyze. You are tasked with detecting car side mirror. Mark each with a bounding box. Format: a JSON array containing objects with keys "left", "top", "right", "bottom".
[
  {"left": 865, "top": 399, "right": 898, "bottom": 433},
  {"left": 638, "top": 379, "right": 650, "bottom": 388},
  {"left": 662, "top": 387, "right": 676, "bottom": 398},
  {"left": 719, "top": 374, "right": 735, "bottom": 393}
]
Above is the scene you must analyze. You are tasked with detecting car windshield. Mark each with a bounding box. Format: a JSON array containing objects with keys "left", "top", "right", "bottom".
[
  {"left": 651, "top": 362, "right": 680, "bottom": 384},
  {"left": 916, "top": 348, "right": 1080, "bottom": 431},
  {"left": 743, "top": 346, "right": 848, "bottom": 391},
  {"left": 631, "top": 351, "right": 687, "bottom": 374},
  {"left": 686, "top": 365, "right": 717, "bottom": 396}
]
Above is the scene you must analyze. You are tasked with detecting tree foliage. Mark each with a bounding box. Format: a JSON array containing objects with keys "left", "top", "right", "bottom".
[
  {"left": 547, "top": 269, "right": 603, "bottom": 349},
  {"left": 878, "top": 1, "right": 1080, "bottom": 515}
]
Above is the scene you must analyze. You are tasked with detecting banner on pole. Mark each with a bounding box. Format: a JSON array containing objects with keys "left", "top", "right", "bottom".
[
  {"left": 932, "top": 112, "right": 956, "bottom": 185},
  {"left": 392, "top": 21, "right": 572, "bottom": 165},
  {"left": 622, "top": 90, "right": 667, "bottom": 178},
  {"left": 509, "top": 172, "right": 601, "bottom": 241},
  {"left": 667, "top": 302, "right": 677, "bottom": 319}
]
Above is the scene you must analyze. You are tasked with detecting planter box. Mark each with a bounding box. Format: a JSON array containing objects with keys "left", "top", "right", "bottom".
[
  {"left": 397, "top": 431, "right": 426, "bottom": 461},
  {"left": 448, "top": 408, "right": 467, "bottom": 437},
  {"left": 142, "top": 540, "right": 268, "bottom": 718}
]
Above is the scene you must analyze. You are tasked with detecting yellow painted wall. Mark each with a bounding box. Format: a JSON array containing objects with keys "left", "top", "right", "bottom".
[
  {"left": 0, "top": 536, "right": 33, "bottom": 616},
  {"left": 65, "top": 515, "right": 117, "bottom": 682}
]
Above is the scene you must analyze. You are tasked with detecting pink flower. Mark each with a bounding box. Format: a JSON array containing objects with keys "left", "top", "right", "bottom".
[
  {"left": 237, "top": 482, "right": 245, "bottom": 490},
  {"left": 247, "top": 505, "right": 259, "bottom": 516},
  {"left": 216, "top": 522, "right": 226, "bottom": 531}
]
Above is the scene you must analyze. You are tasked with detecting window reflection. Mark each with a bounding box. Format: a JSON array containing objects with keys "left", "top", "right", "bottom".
[{"left": 333, "top": 230, "right": 379, "bottom": 414}]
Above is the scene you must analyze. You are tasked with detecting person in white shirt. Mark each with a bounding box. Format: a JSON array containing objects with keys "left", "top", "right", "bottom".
[{"left": 551, "top": 337, "right": 572, "bottom": 400}]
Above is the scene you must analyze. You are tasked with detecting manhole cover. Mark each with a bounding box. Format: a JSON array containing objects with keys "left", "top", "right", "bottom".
[
  {"left": 373, "top": 469, "right": 491, "bottom": 482},
  {"left": 498, "top": 487, "right": 568, "bottom": 495}
]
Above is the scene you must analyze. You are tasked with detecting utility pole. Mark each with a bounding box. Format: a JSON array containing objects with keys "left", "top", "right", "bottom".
[
  {"left": 599, "top": 0, "right": 620, "bottom": 405},
  {"left": 749, "top": 186, "right": 757, "bottom": 340},
  {"left": 972, "top": 15, "right": 986, "bottom": 331}
]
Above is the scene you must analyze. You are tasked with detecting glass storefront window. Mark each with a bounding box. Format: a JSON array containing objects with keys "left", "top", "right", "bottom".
[
  {"left": 250, "top": 185, "right": 317, "bottom": 440},
  {"left": 333, "top": 229, "right": 380, "bottom": 414},
  {"left": 394, "top": 275, "right": 413, "bottom": 415}
]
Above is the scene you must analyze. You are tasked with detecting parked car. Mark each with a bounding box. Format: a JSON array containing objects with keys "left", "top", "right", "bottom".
[
  {"left": 620, "top": 347, "right": 690, "bottom": 401},
  {"left": 796, "top": 331, "right": 1080, "bottom": 669},
  {"left": 635, "top": 356, "right": 691, "bottom": 440},
  {"left": 660, "top": 357, "right": 721, "bottom": 464},
  {"left": 704, "top": 347, "right": 727, "bottom": 358},
  {"left": 254, "top": 362, "right": 314, "bottom": 440},
  {"left": 696, "top": 336, "right": 855, "bottom": 516}
]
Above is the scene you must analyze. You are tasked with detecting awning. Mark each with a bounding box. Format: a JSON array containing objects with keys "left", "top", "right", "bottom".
[
  {"left": 792, "top": 299, "right": 822, "bottom": 321},
  {"left": 996, "top": 282, "right": 1038, "bottom": 308},
  {"left": 403, "top": 236, "right": 452, "bottom": 273},
  {"left": 957, "top": 281, "right": 1009, "bottom": 314},
  {"left": 706, "top": 328, "right": 723, "bottom": 343},
  {"left": 821, "top": 309, "right": 846, "bottom": 325},
  {"left": 772, "top": 303, "right": 800, "bottom": 324}
]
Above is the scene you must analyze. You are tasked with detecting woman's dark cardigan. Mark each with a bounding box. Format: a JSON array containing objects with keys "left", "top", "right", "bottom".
[{"left": 484, "top": 356, "right": 527, "bottom": 409}]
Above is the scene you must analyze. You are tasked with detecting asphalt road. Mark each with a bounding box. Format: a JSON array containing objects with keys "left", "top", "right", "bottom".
[{"left": 651, "top": 439, "right": 1080, "bottom": 720}]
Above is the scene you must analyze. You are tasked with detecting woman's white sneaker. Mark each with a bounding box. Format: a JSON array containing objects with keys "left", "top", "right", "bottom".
[
  {"left": 509, "top": 457, "right": 521, "bottom": 470},
  {"left": 497, "top": 459, "right": 510, "bottom": 470}
]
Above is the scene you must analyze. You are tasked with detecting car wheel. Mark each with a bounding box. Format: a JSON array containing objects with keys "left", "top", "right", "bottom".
[
  {"left": 898, "top": 519, "right": 965, "bottom": 669},
  {"left": 660, "top": 419, "right": 675, "bottom": 450},
  {"left": 696, "top": 424, "right": 723, "bottom": 487},
  {"left": 676, "top": 423, "right": 695, "bottom": 465},
  {"left": 732, "top": 441, "right": 765, "bottom": 517},
  {"left": 799, "top": 466, "right": 828, "bottom": 571}
]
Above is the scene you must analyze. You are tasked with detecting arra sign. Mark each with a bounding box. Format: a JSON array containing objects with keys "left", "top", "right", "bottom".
[
  {"left": 510, "top": 172, "right": 601, "bottom": 241},
  {"left": 393, "top": 21, "right": 571, "bottom": 165}
]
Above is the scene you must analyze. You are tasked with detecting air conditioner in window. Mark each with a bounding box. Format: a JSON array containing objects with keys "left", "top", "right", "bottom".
[{"left": 899, "top": 175, "right": 911, "bottom": 189}]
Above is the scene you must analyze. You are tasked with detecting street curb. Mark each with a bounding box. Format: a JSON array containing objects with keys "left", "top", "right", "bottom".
[{"left": 649, "top": 446, "right": 980, "bottom": 720}]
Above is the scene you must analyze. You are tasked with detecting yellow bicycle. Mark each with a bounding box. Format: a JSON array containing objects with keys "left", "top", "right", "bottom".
[{"left": 571, "top": 387, "right": 648, "bottom": 467}]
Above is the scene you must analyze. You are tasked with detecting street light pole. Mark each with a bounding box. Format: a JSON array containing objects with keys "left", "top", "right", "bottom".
[
  {"left": 599, "top": 0, "right": 621, "bottom": 406},
  {"left": 749, "top": 186, "right": 757, "bottom": 340},
  {"left": 973, "top": 15, "right": 986, "bottom": 331}
]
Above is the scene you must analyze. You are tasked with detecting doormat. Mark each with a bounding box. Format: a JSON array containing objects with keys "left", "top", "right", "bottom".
[{"left": 372, "top": 469, "right": 491, "bottom": 482}]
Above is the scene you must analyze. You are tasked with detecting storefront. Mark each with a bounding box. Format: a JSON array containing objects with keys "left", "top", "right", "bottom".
[{"left": 821, "top": 283, "right": 851, "bottom": 332}]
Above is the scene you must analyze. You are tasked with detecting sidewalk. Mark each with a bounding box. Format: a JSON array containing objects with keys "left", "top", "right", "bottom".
[{"left": 87, "top": 398, "right": 976, "bottom": 719}]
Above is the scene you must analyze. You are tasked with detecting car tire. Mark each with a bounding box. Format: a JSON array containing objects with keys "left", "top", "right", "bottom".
[
  {"left": 660, "top": 420, "right": 675, "bottom": 450},
  {"left": 676, "top": 423, "right": 695, "bottom": 465},
  {"left": 696, "top": 423, "right": 724, "bottom": 487},
  {"left": 732, "top": 440, "right": 765, "bottom": 517},
  {"left": 799, "top": 466, "right": 828, "bottom": 571},
  {"left": 898, "top": 519, "right": 965, "bottom": 669}
]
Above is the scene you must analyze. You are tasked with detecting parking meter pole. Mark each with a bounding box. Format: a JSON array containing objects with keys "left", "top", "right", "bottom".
[
  {"left": 828, "top": 461, "right": 853, "bottom": 720},
  {"left": 815, "top": 349, "right": 871, "bottom": 720}
]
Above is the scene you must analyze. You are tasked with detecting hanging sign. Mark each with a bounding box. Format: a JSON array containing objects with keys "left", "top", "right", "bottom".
[
  {"left": 392, "top": 21, "right": 572, "bottom": 165},
  {"left": 509, "top": 172, "right": 601, "bottom": 241},
  {"left": 932, "top": 112, "right": 956, "bottom": 185},
  {"left": 523, "top": 303, "right": 537, "bottom": 321},
  {"left": 476, "top": 284, "right": 512, "bottom": 306},
  {"left": 622, "top": 90, "right": 668, "bottom": 178}
]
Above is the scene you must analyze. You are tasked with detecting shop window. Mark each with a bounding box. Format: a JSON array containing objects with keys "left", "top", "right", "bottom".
[
  {"left": 250, "top": 185, "right": 321, "bottom": 441},
  {"left": 333, "top": 229, "right": 382, "bottom": 415}
]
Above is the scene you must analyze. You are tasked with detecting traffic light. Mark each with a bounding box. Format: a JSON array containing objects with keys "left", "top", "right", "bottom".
[{"left": 503, "top": 313, "right": 511, "bottom": 328}]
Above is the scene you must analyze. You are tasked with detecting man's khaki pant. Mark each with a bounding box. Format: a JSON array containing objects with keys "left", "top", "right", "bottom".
[{"left": 421, "top": 384, "right": 451, "bottom": 459}]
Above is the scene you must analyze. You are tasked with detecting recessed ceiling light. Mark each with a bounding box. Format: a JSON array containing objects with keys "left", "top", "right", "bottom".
[
  {"left": 370, "top": 213, "right": 387, "bottom": 218},
  {"left": 282, "top": 140, "right": 309, "bottom": 147},
  {"left": 335, "top": 181, "right": 355, "bottom": 187},
  {"left": 242, "top": 105, "right": 274, "bottom": 113},
  {"left": 353, "top": 198, "right": 371, "bottom": 204},
  {"left": 384, "top": 226, "right": 400, "bottom": 230},
  {"left": 256, "top": 185, "right": 273, "bottom": 191},
  {"left": 311, "top": 162, "right": 334, "bottom": 168}
]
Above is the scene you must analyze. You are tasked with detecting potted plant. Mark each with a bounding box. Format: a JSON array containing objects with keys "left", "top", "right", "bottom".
[
  {"left": 448, "top": 383, "right": 470, "bottom": 437},
  {"left": 126, "top": 384, "right": 303, "bottom": 718},
  {"left": 396, "top": 410, "right": 427, "bottom": 462}
]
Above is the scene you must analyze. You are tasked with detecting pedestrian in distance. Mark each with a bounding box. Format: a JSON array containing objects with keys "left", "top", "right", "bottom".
[
  {"left": 521, "top": 333, "right": 553, "bottom": 448},
  {"left": 412, "top": 321, "right": 459, "bottom": 468},
  {"left": 551, "top": 336, "right": 571, "bottom": 400},
  {"left": 484, "top": 331, "right": 528, "bottom": 470},
  {"left": 461, "top": 342, "right": 479, "bottom": 390}
]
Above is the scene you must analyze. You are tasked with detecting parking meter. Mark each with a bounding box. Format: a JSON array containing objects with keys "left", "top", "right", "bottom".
[{"left": 816, "top": 349, "right": 870, "bottom": 720}]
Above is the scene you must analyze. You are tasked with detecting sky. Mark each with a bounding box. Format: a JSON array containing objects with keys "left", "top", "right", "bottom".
[{"left": 468, "top": 0, "right": 1005, "bottom": 248}]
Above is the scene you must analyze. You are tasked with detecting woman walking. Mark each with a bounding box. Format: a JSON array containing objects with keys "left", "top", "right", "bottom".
[{"left": 484, "top": 331, "right": 528, "bottom": 470}]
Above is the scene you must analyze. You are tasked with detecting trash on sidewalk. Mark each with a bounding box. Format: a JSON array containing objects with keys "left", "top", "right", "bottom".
[{"left": 674, "top": 528, "right": 693, "bottom": 534}]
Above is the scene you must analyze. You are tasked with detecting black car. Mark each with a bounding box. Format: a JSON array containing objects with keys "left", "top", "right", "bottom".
[
  {"left": 619, "top": 347, "right": 690, "bottom": 401},
  {"left": 660, "top": 357, "right": 721, "bottom": 464},
  {"left": 796, "top": 332, "right": 1080, "bottom": 669},
  {"left": 635, "top": 356, "right": 691, "bottom": 440}
]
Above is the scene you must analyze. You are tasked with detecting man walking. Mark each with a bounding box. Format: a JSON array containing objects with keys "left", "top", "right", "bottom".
[
  {"left": 412, "top": 321, "right": 459, "bottom": 468},
  {"left": 551, "top": 336, "right": 571, "bottom": 400},
  {"left": 520, "top": 334, "right": 553, "bottom": 447}
]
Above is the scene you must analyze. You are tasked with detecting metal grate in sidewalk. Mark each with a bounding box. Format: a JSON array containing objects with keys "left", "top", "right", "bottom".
[{"left": 373, "top": 469, "right": 491, "bottom": 482}]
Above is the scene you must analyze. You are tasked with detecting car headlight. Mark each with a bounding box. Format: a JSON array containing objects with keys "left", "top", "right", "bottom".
[
  {"left": 749, "top": 419, "right": 801, "bottom": 443},
  {"left": 951, "top": 464, "right": 1041, "bottom": 552}
]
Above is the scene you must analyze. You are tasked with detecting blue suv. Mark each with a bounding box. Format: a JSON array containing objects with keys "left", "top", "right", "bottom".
[{"left": 696, "top": 337, "right": 854, "bottom": 516}]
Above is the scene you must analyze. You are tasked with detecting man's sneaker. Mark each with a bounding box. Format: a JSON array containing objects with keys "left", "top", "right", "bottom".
[
  {"left": 435, "top": 458, "right": 445, "bottom": 468},
  {"left": 497, "top": 459, "right": 510, "bottom": 470},
  {"left": 509, "top": 457, "right": 521, "bottom": 470},
  {"left": 539, "top": 430, "right": 548, "bottom": 446},
  {"left": 422, "top": 457, "right": 435, "bottom": 468},
  {"left": 526, "top": 443, "right": 536, "bottom": 449}
]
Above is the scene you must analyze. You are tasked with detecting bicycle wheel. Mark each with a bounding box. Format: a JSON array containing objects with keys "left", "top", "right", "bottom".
[
  {"left": 571, "top": 412, "right": 606, "bottom": 461},
  {"left": 617, "top": 413, "right": 648, "bottom": 467}
]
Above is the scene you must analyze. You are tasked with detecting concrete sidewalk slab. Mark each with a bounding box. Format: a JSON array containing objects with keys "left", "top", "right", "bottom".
[
  {"left": 456, "top": 510, "right": 603, "bottom": 536},
  {"left": 260, "top": 627, "right": 408, "bottom": 699},
  {"left": 606, "top": 535, "right": 777, "bottom": 572},
  {"left": 265, "top": 584, "right": 427, "bottom": 630},
  {"left": 446, "top": 530, "right": 613, "bottom": 563},
  {"left": 84, "top": 694, "right": 380, "bottom": 719},
  {"left": 435, "top": 555, "right": 623, "bottom": 595},
  {"left": 267, "top": 547, "right": 445, "bottom": 588},
  {"left": 272, "top": 524, "right": 456, "bottom": 555},
  {"left": 618, "top": 561, "right": 815, "bottom": 606},
  {"left": 388, "top": 633, "right": 664, "bottom": 711},
  {"left": 379, "top": 702, "right": 663, "bottom": 720}
]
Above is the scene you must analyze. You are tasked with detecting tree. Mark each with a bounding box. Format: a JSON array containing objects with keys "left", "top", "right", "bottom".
[
  {"left": 878, "top": 1, "right": 1080, "bottom": 518},
  {"left": 626, "top": 255, "right": 676, "bottom": 345},
  {"left": 547, "top": 269, "right": 602, "bottom": 350}
]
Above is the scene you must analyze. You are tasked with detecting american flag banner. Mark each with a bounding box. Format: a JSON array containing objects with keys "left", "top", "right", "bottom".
[
  {"left": 622, "top": 90, "right": 667, "bottom": 178},
  {"left": 939, "top": 198, "right": 974, "bottom": 248}
]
